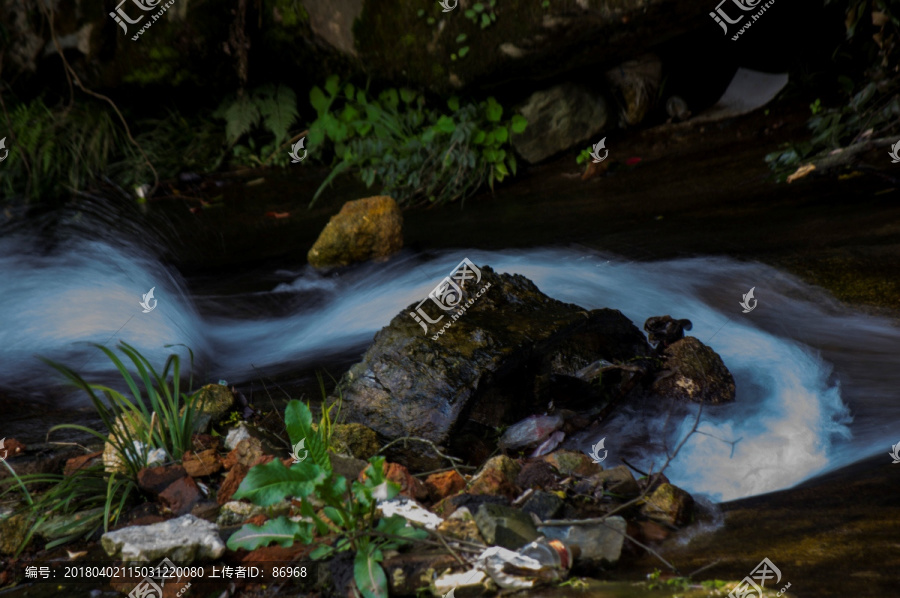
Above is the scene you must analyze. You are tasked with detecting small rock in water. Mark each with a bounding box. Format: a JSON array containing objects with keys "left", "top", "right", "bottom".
[{"left": 499, "top": 415, "right": 564, "bottom": 451}]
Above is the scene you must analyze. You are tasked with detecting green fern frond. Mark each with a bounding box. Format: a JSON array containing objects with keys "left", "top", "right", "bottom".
[{"left": 223, "top": 94, "right": 262, "bottom": 144}]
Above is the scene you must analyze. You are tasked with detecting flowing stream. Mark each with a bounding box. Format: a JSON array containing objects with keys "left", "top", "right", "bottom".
[{"left": 3, "top": 231, "right": 899, "bottom": 503}]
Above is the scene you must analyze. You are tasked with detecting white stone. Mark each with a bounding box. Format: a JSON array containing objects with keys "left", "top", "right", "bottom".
[{"left": 101, "top": 514, "right": 225, "bottom": 563}]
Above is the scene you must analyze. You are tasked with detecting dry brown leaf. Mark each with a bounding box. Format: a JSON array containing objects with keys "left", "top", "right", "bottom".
[{"left": 786, "top": 163, "right": 816, "bottom": 183}]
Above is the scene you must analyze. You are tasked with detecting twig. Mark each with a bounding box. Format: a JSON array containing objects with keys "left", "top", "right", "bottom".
[
  {"left": 377, "top": 436, "right": 466, "bottom": 478},
  {"left": 600, "top": 519, "right": 680, "bottom": 574},
  {"left": 688, "top": 559, "right": 722, "bottom": 578},
  {"left": 693, "top": 431, "right": 743, "bottom": 459},
  {"left": 426, "top": 529, "right": 469, "bottom": 567},
  {"left": 621, "top": 457, "right": 648, "bottom": 477}
]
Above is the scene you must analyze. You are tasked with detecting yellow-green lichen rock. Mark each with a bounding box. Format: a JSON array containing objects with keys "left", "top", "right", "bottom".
[
  {"left": 307, "top": 196, "right": 403, "bottom": 268},
  {"left": 330, "top": 423, "right": 380, "bottom": 460}
]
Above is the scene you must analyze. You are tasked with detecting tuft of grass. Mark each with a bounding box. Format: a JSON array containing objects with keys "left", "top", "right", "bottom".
[
  {"left": 0, "top": 343, "right": 204, "bottom": 555},
  {"left": 43, "top": 342, "right": 203, "bottom": 477}
]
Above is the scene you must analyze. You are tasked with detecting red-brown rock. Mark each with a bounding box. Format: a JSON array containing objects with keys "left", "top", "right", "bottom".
[
  {"left": 158, "top": 475, "right": 202, "bottom": 516},
  {"left": 222, "top": 437, "right": 265, "bottom": 470},
  {"left": 138, "top": 464, "right": 189, "bottom": 496},
  {"left": 63, "top": 451, "right": 103, "bottom": 476},
  {"left": 424, "top": 470, "right": 467, "bottom": 502},
  {"left": 383, "top": 462, "right": 428, "bottom": 500},
  {"left": 218, "top": 464, "right": 249, "bottom": 505},
  {"left": 183, "top": 449, "right": 222, "bottom": 478}
]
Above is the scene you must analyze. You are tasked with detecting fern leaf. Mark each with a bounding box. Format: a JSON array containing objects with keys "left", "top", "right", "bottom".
[
  {"left": 223, "top": 95, "right": 261, "bottom": 144},
  {"left": 258, "top": 85, "right": 298, "bottom": 147}
]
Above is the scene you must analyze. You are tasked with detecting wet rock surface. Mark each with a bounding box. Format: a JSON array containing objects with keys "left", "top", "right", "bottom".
[
  {"left": 307, "top": 195, "right": 403, "bottom": 268},
  {"left": 339, "top": 265, "right": 654, "bottom": 468},
  {"left": 651, "top": 336, "right": 736, "bottom": 404}
]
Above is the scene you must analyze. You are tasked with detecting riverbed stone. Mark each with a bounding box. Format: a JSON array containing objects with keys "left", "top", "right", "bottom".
[
  {"left": 468, "top": 455, "right": 522, "bottom": 500},
  {"left": 437, "top": 507, "right": 485, "bottom": 544},
  {"left": 640, "top": 483, "right": 695, "bottom": 527},
  {"left": 475, "top": 503, "right": 540, "bottom": 550},
  {"left": 538, "top": 516, "right": 627, "bottom": 565},
  {"left": 0, "top": 513, "right": 29, "bottom": 555},
  {"left": 651, "top": 336, "right": 736, "bottom": 404},
  {"left": 425, "top": 470, "right": 467, "bottom": 501},
  {"left": 338, "top": 265, "right": 653, "bottom": 469},
  {"left": 186, "top": 383, "right": 235, "bottom": 433},
  {"left": 330, "top": 423, "right": 380, "bottom": 459},
  {"left": 542, "top": 450, "right": 602, "bottom": 478},
  {"left": 576, "top": 465, "right": 641, "bottom": 498},
  {"left": 511, "top": 83, "right": 608, "bottom": 164},
  {"left": 101, "top": 514, "right": 226, "bottom": 563},
  {"left": 520, "top": 490, "right": 565, "bottom": 522},
  {"left": 307, "top": 196, "right": 403, "bottom": 268}
]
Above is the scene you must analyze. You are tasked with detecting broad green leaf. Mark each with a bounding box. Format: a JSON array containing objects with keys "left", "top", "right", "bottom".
[
  {"left": 379, "top": 88, "right": 400, "bottom": 110},
  {"left": 492, "top": 126, "right": 508, "bottom": 143},
  {"left": 308, "top": 122, "right": 325, "bottom": 147},
  {"left": 474, "top": 2, "right": 485, "bottom": 12},
  {"left": 459, "top": 46, "right": 470, "bottom": 58},
  {"left": 511, "top": 114, "right": 528, "bottom": 133},
  {"left": 226, "top": 516, "right": 311, "bottom": 550},
  {"left": 325, "top": 75, "right": 341, "bottom": 96},
  {"left": 447, "top": 96, "right": 460, "bottom": 112},
  {"left": 232, "top": 459, "right": 328, "bottom": 505},
  {"left": 481, "top": 13, "right": 491, "bottom": 27},
  {"left": 344, "top": 83, "right": 356, "bottom": 99},
  {"left": 340, "top": 104, "right": 360, "bottom": 123},
  {"left": 323, "top": 506, "right": 347, "bottom": 526},
  {"left": 310, "top": 87, "right": 328, "bottom": 113},
  {"left": 464, "top": 9, "right": 475, "bottom": 18},
  {"left": 435, "top": 115, "right": 456, "bottom": 133},
  {"left": 456, "top": 33, "right": 467, "bottom": 43},
  {"left": 485, "top": 97, "right": 503, "bottom": 122},
  {"left": 354, "top": 550, "right": 389, "bottom": 598},
  {"left": 474, "top": 130, "right": 486, "bottom": 144},
  {"left": 400, "top": 88, "right": 417, "bottom": 103}
]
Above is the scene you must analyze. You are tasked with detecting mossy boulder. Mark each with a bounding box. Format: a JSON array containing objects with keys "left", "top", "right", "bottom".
[
  {"left": 307, "top": 196, "right": 403, "bottom": 269},
  {"left": 640, "top": 482, "right": 694, "bottom": 527},
  {"left": 187, "top": 384, "right": 236, "bottom": 433},
  {"left": 0, "top": 513, "right": 29, "bottom": 555},
  {"left": 651, "top": 336, "right": 736, "bottom": 404}
]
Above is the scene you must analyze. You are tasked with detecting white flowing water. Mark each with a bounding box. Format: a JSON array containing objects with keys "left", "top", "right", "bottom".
[{"left": 3, "top": 239, "right": 898, "bottom": 503}]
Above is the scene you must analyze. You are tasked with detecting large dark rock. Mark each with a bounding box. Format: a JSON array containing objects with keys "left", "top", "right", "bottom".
[
  {"left": 337, "top": 265, "right": 652, "bottom": 468},
  {"left": 651, "top": 336, "right": 736, "bottom": 404}
]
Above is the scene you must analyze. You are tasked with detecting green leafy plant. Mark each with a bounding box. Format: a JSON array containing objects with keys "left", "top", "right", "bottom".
[
  {"left": 227, "top": 400, "right": 427, "bottom": 598},
  {"left": 213, "top": 84, "right": 300, "bottom": 167},
  {"left": 307, "top": 76, "right": 527, "bottom": 207},
  {"left": 766, "top": 0, "right": 899, "bottom": 179},
  {"left": 576, "top": 147, "right": 594, "bottom": 165},
  {"left": 464, "top": 0, "right": 497, "bottom": 29}
]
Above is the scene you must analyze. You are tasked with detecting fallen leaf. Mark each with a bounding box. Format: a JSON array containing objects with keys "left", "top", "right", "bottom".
[
  {"left": 265, "top": 211, "right": 291, "bottom": 219},
  {"left": 786, "top": 163, "right": 816, "bottom": 183},
  {"left": 66, "top": 550, "right": 88, "bottom": 560},
  {"left": 625, "top": 157, "right": 643, "bottom": 166}
]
